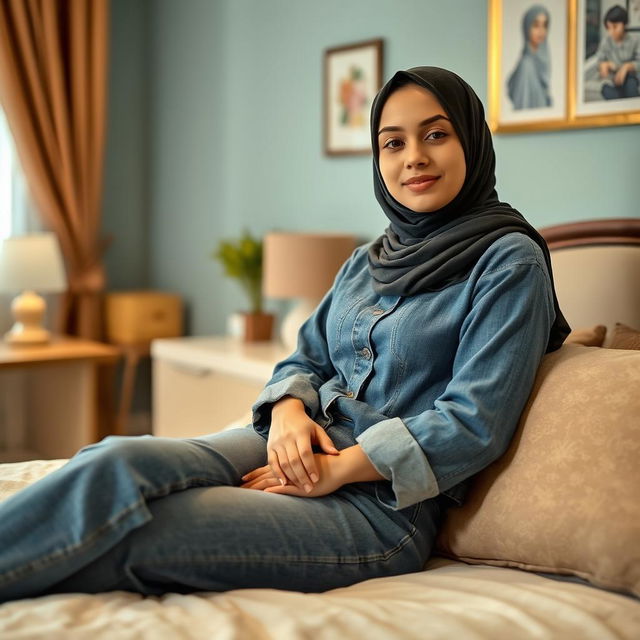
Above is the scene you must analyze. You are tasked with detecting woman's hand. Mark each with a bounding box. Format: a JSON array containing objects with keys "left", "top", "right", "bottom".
[
  {"left": 266, "top": 396, "right": 339, "bottom": 492},
  {"left": 240, "top": 452, "right": 345, "bottom": 497},
  {"left": 240, "top": 445, "right": 386, "bottom": 497}
]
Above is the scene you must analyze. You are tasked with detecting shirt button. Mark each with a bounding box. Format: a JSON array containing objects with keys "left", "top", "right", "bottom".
[
  {"left": 361, "top": 347, "right": 371, "bottom": 359},
  {"left": 346, "top": 391, "right": 354, "bottom": 398}
]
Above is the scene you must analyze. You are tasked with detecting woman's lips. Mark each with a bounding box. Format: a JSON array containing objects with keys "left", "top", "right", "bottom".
[{"left": 404, "top": 177, "right": 439, "bottom": 193}]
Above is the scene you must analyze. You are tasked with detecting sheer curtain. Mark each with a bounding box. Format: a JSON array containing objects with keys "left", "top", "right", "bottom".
[
  {"left": 0, "top": 107, "right": 45, "bottom": 334},
  {"left": 0, "top": 107, "right": 42, "bottom": 238}
]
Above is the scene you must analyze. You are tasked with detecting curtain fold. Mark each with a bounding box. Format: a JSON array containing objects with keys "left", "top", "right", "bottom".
[{"left": 0, "top": 0, "right": 110, "bottom": 340}]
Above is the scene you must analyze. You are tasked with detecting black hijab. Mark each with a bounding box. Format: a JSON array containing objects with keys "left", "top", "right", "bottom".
[{"left": 367, "top": 66, "right": 570, "bottom": 352}]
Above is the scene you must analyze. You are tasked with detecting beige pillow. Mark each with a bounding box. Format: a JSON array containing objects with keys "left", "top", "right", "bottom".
[
  {"left": 565, "top": 324, "right": 607, "bottom": 347},
  {"left": 435, "top": 344, "right": 640, "bottom": 597},
  {"left": 609, "top": 323, "right": 640, "bottom": 351}
]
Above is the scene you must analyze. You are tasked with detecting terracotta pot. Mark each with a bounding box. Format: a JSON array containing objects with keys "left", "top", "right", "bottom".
[{"left": 242, "top": 312, "right": 274, "bottom": 342}]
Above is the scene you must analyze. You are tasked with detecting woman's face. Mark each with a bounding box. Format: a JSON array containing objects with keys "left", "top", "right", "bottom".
[
  {"left": 377, "top": 84, "right": 466, "bottom": 214},
  {"left": 528, "top": 13, "right": 548, "bottom": 48}
]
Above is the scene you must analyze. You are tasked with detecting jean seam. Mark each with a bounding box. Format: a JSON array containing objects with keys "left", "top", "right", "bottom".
[
  {"left": 135, "top": 525, "right": 419, "bottom": 567},
  {"left": 408, "top": 500, "right": 422, "bottom": 525},
  {"left": 0, "top": 476, "right": 219, "bottom": 587}
]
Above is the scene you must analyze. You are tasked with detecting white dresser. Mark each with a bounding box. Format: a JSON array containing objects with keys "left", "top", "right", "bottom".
[{"left": 151, "top": 336, "right": 288, "bottom": 438}]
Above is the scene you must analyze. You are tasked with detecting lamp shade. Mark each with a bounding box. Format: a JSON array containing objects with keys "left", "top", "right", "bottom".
[
  {"left": 0, "top": 232, "right": 67, "bottom": 294},
  {"left": 263, "top": 232, "right": 357, "bottom": 300}
]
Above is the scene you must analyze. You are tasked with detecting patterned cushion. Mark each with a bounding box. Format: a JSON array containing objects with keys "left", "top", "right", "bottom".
[{"left": 435, "top": 344, "right": 640, "bottom": 597}]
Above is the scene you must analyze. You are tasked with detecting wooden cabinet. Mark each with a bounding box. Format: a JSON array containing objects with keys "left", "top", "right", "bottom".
[
  {"left": 151, "top": 337, "right": 288, "bottom": 438},
  {"left": 0, "top": 336, "right": 120, "bottom": 461}
]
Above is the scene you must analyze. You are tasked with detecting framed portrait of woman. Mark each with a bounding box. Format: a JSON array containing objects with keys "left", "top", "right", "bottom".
[
  {"left": 323, "top": 39, "right": 383, "bottom": 156},
  {"left": 489, "top": 0, "right": 569, "bottom": 132},
  {"left": 574, "top": 0, "right": 640, "bottom": 125}
]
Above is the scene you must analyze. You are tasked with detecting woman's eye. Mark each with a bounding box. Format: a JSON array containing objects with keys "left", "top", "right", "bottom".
[
  {"left": 383, "top": 139, "right": 403, "bottom": 150},
  {"left": 425, "top": 130, "right": 447, "bottom": 141}
]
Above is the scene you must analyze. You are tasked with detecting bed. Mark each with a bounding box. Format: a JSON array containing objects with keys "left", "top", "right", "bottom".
[{"left": 0, "top": 219, "right": 639, "bottom": 639}]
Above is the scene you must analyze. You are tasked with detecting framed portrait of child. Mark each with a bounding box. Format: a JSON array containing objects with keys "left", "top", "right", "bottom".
[
  {"left": 575, "top": 0, "right": 640, "bottom": 124},
  {"left": 488, "top": 0, "right": 640, "bottom": 132}
]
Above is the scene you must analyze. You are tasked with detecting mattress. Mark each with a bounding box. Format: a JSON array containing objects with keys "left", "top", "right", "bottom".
[{"left": 1, "top": 459, "right": 639, "bottom": 640}]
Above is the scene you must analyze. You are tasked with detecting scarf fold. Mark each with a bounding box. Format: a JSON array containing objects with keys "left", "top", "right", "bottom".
[{"left": 366, "top": 66, "right": 570, "bottom": 352}]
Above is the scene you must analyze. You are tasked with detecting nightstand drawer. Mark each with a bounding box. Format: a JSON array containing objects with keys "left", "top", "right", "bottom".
[
  {"left": 105, "top": 291, "right": 183, "bottom": 344},
  {"left": 152, "top": 358, "right": 263, "bottom": 438}
]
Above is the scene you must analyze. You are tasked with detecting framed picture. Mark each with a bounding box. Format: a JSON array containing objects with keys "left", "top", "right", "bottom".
[
  {"left": 629, "top": 0, "right": 640, "bottom": 30},
  {"left": 489, "top": 0, "right": 640, "bottom": 132},
  {"left": 489, "top": 0, "right": 569, "bottom": 132},
  {"left": 324, "top": 38, "right": 383, "bottom": 156},
  {"left": 574, "top": 0, "right": 640, "bottom": 124}
]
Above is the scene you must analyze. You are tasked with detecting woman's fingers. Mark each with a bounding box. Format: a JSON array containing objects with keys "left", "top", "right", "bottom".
[
  {"left": 267, "top": 449, "right": 288, "bottom": 486},
  {"left": 240, "top": 466, "right": 263, "bottom": 482},
  {"left": 313, "top": 425, "right": 340, "bottom": 455},
  {"left": 266, "top": 441, "right": 324, "bottom": 490},
  {"left": 283, "top": 443, "right": 313, "bottom": 492},
  {"left": 240, "top": 470, "right": 281, "bottom": 490},
  {"left": 297, "top": 439, "right": 319, "bottom": 484}
]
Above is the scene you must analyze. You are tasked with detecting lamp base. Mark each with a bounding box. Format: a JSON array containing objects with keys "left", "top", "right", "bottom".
[
  {"left": 4, "top": 290, "right": 51, "bottom": 346},
  {"left": 281, "top": 298, "right": 321, "bottom": 352}
]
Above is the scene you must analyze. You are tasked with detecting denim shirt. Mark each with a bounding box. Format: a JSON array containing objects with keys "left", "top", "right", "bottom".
[{"left": 252, "top": 232, "right": 555, "bottom": 511}]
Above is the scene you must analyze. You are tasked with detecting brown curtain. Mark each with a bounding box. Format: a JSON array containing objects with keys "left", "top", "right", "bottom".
[{"left": 0, "top": 0, "right": 110, "bottom": 340}]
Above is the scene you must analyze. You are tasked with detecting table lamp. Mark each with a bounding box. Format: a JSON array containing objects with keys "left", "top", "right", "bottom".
[
  {"left": 0, "top": 232, "right": 67, "bottom": 345},
  {"left": 263, "top": 232, "right": 357, "bottom": 351}
]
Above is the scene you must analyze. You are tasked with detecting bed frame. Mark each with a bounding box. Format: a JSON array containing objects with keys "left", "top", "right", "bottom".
[
  {"left": 540, "top": 218, "right": 640, "bottom": 249},
  {"left": 539, "top": 218, "right": 640, "bottom": 338}
]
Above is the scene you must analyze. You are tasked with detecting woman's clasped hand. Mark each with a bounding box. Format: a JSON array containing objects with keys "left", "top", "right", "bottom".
[{"left": 240, "top": 396, "right": 341, "bottom": 496}]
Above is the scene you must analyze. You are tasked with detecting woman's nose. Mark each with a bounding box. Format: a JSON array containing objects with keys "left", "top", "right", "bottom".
[{"left": 405, "top": 142, "right": 429, "bottom": 169}]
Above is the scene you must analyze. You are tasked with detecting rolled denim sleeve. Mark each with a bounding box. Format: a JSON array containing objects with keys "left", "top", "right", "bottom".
[
  {"left": 251, "top": 248, "right": 361, "bottom": 436},
  {"left": 357, "top": 261, "right": 555, "bottom": 511}
]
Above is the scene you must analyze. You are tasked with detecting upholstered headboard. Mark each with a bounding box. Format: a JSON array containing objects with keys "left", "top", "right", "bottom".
[{"left": 539, "top": 219, "right": 640, "bottom": 339}]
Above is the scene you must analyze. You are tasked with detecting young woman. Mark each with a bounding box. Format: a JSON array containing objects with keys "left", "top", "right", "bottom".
[
  {"left": 0, "top": 66, "right": 569, "bottom": 602},
  {"left": 508, "top": 5, "right": 552, "bottom": 109}
]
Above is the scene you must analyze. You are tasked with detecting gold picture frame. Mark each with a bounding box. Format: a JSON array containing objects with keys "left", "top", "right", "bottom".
[
  {"left": 488, "top": 0, "right": 640, "bottom": 133},
  {"left": 323, "top": 38, "right": 384, "bottom": 156}
]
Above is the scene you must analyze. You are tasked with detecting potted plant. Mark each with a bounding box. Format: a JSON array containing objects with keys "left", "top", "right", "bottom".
[{"left": 212, "top": 230, "right": 274, "bottom": 341}]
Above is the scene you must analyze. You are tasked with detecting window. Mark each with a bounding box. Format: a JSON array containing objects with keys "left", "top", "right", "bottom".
[
  {"left": 0, "top": 108, "right": 41, "bottom": 239},
  {"left": 0, "top": 108, "right": 12, "bottom": 239}
]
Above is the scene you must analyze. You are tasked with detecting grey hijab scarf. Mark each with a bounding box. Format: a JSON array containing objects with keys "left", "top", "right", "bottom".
[{"left": 366, "top": 66, "right": 570, "bottom": 352}]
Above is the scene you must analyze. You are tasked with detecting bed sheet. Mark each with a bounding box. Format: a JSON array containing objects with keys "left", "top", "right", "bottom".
[{"left": 1, "top": 459, "right": 639, "bottom": 640}]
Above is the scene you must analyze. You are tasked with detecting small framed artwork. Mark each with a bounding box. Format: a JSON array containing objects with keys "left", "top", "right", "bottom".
[
  {"left": 628, "top": 0, "right": 640, "bottom": 30},
  {"left": 489, "top": 0, "right": 569, "bottom": 132},
  {"left": 574, "top": 0, "right": 640, "bottom": 125},
  {"left": 324, "top": 38, "right": 383, "bottom": 156}
]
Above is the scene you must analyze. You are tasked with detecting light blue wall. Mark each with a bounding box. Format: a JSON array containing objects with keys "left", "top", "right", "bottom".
[
  {"left": 105, "top": 0, "right": 638, "bottom": 337},
  {"left": 102, "top": 0, "right": 150, "bottom": 290}
]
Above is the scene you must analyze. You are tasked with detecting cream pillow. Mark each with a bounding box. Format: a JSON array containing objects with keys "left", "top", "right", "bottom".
[
  {"left": 435, "top": 344, "right": 640, "bottom": 597},
  {"left": 609, "top": 323, "right": 640, "bottom": 351},
  {"left": 565, "top": 324, "right": 607, "bottom": 347}
]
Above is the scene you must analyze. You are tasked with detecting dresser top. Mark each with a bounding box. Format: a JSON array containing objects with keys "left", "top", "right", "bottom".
[{"left": 151, "top": 336, "right": 290, "bottom": 383}]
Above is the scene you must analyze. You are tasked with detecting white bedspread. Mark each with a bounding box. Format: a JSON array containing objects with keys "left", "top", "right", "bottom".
[{"left": 1, "top": 459, "right": 639, "bottom": 640}]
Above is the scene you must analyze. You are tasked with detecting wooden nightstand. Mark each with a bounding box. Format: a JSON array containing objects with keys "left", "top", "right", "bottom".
[
  {"left": 151, "top": 336, "right": 289, "bottom": 438},
  {"left": 0, "top": 336, "right": 120, "bottom": 461}
]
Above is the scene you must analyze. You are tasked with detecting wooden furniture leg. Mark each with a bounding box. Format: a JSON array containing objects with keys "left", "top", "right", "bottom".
[{"left": 116, "top": 343, "right": 151, "bottom": 436}]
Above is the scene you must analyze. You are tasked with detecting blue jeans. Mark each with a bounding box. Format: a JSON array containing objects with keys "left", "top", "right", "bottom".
[
  {"left": 0, "top": 426, "right": 444, "bottom": 602},
  {"left": 601, "top": 73, "right": 639, "bottom": 99}
]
